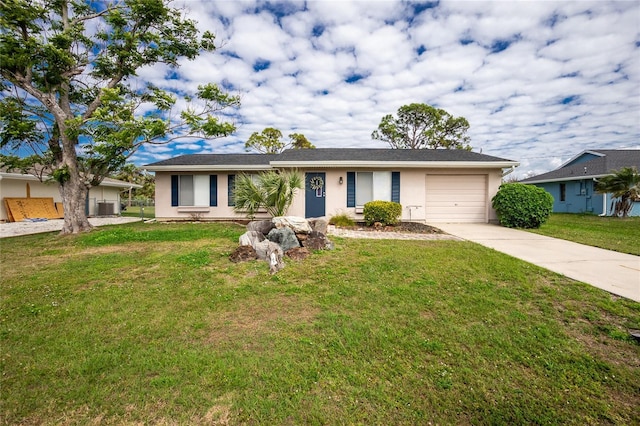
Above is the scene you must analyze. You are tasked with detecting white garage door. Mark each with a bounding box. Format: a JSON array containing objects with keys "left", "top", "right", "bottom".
[{"left": 425, "top": 174, "right": 487, "bottom": 223}]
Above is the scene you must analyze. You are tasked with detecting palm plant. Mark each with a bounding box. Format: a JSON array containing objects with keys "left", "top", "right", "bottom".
[
  {"left": 233, "top": 170, "right": 303, "bottom": 218},
  {"left": 595, "top": 167, "right": 640, "bottom": 217}
]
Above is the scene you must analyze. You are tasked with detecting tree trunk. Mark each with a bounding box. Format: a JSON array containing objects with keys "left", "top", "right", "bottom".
[{"left": 59, "top": 171, "right": 93, "bottom": 235}]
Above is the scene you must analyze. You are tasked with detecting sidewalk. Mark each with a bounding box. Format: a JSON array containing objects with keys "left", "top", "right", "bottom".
[
  {"left": 436, "top": 223, "right": 640, "bottom": 302},
  {"left": 0, "top": 217, "right": 141, "bottom": 238}
]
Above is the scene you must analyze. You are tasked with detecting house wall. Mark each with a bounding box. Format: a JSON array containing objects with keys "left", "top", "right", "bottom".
[
  {"left": 533, "top": 180, "right": 604, "bottom": 215},
  {"left": 311, "top": 168, "right": 502, "bottom": 223},
  {"left": 1, "top": 176, "right": 125, "bottom": 220},
  {"left": 564, "top": 153, "right": 600, "bottom": 168},
  {"left": 0, "top": 177, "right": 61, "bottom": 221},
  {"left": 87, "top": 186, "right": 124, "bottom": 216},
  {"left": 155, "top": 172, "right": 273, "bottom": 221},
  {"left": 155, "top": 168, "right": 504, "bottom": 223}
]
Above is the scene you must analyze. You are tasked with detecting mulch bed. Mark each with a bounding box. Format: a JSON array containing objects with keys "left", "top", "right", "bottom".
[{"left": 335, "top": 221, "right": 445, "bottom": 234}]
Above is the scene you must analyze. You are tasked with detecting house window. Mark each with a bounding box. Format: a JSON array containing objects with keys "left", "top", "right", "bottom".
[
  {"left": 560, "top": 183, "right": 566, "bottom": 202},
  {"left": 228, "top": 173, "right": 263, "bottom": 206},
  {"left": 228, "top": 174, "right": 235, "bottom": 206},
  {"left": 171, "top": 175, "right": 217, "bottom": 207},
  {"left": 179, "top": 175, "right": 194, "bottom": 206},
  {"left": 347, "top": 171, "right": 400, "bottom": 207}
]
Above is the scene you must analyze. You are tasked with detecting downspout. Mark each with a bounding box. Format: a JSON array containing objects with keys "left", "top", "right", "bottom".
[
  {"left": 502, "top": 166, "right": 515, "bottom": 178},
  {"left": 599, "top": 192, "right": 607, "bottom": 216},
  {"left": 594, "top": 178, "right": 607, "bottom": 216}
]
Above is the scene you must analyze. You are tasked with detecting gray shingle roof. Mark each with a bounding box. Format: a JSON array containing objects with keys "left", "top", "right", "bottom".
[
  {"left": 520, "top": 149, "right": 640, "bottom": 183},
  {"left": 145, "top": 153, "right": 277, "bottom": 167},
  {"left": 276, "top": 148, "right": 514, "bottom": 162},
  {"left": 145, "top": 149, "right": 515, "bottom": 169}
]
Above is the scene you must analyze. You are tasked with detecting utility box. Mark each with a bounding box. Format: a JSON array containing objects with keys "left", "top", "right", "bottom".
[{"left": 97, "top": 202, "right": 114, "bottom": 216}]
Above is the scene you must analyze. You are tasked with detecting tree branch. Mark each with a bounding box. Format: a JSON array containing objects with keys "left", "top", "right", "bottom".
[{"left": 71, "top": 4, "right": 120, "bottom": 26}]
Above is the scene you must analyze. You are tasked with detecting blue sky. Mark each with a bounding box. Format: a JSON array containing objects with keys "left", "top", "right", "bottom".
[{"left": 131, "top": 0, "right": 640, "bottom": 179}]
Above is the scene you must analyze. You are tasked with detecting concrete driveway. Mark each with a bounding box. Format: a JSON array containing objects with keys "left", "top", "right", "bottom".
[{"left": 435, "top": 223, "right": 640, "bottom": 303}]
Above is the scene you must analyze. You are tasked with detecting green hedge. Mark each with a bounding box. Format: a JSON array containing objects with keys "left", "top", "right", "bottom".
[
  {"left": 491, "top": 183, "right": 554, "bottom": 229},
  {"left": 363, "top": 200, "right": 402, "bottom": 226}
]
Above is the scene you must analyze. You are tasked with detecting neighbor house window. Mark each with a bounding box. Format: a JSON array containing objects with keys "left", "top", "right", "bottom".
[
  {"left": 171, "top": 175, "right": 217, "bottom": 207},
  {"left": 560, "top": 183, "right": 566, "bottom": 202},
  {"left": 347, "top": 171, "right": 400, "bottom": 207}
]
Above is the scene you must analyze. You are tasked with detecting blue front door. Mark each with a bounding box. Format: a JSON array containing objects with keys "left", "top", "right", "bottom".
[{"left": 305, "top": 172, "right": 326, "bottom": 218}]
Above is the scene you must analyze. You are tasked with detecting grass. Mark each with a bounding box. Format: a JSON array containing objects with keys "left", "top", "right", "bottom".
[
  {"left": 528, "top": 213, "right": 640, "bottom": 255},
  {"left": 121, "top": 205, "right": 155, "bottom": 219},
  {"left": 1, "top": 221, "right": 639, "bottom": 424}
]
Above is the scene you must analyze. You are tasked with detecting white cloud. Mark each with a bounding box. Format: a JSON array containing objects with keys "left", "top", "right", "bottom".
[{"left": 129, "top": 0, "right": 640, "bottom": 179}]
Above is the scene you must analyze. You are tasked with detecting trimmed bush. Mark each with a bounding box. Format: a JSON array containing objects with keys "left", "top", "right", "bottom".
[
  {"left": 363, "top": 200, "right": 402, "bottom": 226},
  {"left": 491, "top": 183, "right": 554, "bottom": 229}
]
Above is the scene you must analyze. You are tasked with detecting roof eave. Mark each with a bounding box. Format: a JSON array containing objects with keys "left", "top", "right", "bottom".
[
  {"left": 145, "top": 164, "right": 274, "bottom": 172},
  {"left": 100, "top": 181, "right": 143, "bottom": 189},
  {"left": 1, "top": 172, "right": 142, "bottom": 188},
  {"left": 0, "top": 172, "right": 42, "bottom": 181},
  {"left": 270, "top": 160, "right": 520, "bottom": 169},
  {"left": 522, "top": 174, "right": 607, "bottom": 184}
]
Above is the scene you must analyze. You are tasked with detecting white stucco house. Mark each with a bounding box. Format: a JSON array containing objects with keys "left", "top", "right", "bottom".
[
  {"left": 0, "top": 169, "right": 141, "bottom": 221},
  {"left": 145, "top": 148, "right": 518, "bottom": 224}
]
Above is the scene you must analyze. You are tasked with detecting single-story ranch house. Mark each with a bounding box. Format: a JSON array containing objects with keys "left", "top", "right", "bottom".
[
  {"left": 0, "top": 169, "right": 141, "bottom": 221},
  {"left": 145, "top": 148, "right": 519, "bottom": 223},
  {"left": 520, "top": 149, "right": 640, "bottom": 216}
]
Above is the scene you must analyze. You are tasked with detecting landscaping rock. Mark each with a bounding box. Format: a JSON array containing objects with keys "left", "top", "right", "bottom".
[
  {"left": 255, "top": 240, "right": 285, "bottom": 274},
  {"left": 308, "top": 217, "right": 328, "bottom": 235},
  {"left": 303, "top": 231, "right": 334, "bottom": 251},
  {"left": 267, "top": 227, "right": 300, "bottom": 252},
  {"left": 272, "top": 216, "right": 312, "bottom": 234},
  {"left": 295, "top": 233, "right": 308, "bottom": 242},
  {"left": 229, "top": 245, "right": 258, "bottom": 263},
  {"left": 286, "top": 247, "right": 311, "bottom": 261},
  {"left": 247, "top": 220, "right": 275, "bottom": 235},
  {"left": 255, "top": 240, "right": 283, "bottom": 260},
  {"left": 239, "top": 231, "right": 265, "bottom": 248}
]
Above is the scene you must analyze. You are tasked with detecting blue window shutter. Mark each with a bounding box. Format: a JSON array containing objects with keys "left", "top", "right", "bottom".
[
  {"left": 347, "top": 172, "right": 356, "bottom": 207},
  {"left": 171, "top": 175, "right": 179, "bottom": 206},
  {"left": 228, "top": 174, "right": 235, "bottom": 206},
  {"left": 209, "top": 175, "right": 218, "bottom": 206},
  {"left": 391, "top": 172, "right": 400, "bottom": 203}
]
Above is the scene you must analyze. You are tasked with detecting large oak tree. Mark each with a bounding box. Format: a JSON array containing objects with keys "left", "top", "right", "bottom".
[
  {"left": 372, "top": 103, "right": 472, "bottom": 150},
  {"left": 0, "top": 0, "right": 239, "bottom": 234}
]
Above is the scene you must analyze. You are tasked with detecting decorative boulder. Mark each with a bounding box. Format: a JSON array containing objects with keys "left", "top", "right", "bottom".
[
  {"left": 247, "top": 220, "right": 275, "bottom": 235},
  {"left": 308, "top": 217, "right": 328, "bottom": 235},
  {"left": 239, "top": 231, "right": 265, "bottom": 248},
  {"left": 286, "top": 247, "right": 311, "bottom": 261},
  {"left": 303, "top": 231, "right": 334, "bottom": 251},
  {"left": 254, "top": 240, "right": 283, "bottom": 261},
  {"left": 267, "top": 227, "right": 300, "bottom": 252},
  {"left": 272, "top": 216, "right": 312, "bottom": 234},
  {"left": 229, "top": 245, "right": 258, "bottom": 263},
  {"left": 254, "top": 240, "right": 285, "bottom": 274}
]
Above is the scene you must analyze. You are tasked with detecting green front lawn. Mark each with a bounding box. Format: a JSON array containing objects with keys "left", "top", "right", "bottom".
[
  {"left": 529, "top": 213, "right": 640, "bottom": 255},
  {"left": 1, "top": 222, "right": 638, "bottom": 424}
]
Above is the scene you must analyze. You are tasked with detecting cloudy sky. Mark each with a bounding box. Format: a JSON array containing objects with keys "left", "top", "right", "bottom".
[{"left": 132, "top": 0, "right": 640, "bottom": 179}]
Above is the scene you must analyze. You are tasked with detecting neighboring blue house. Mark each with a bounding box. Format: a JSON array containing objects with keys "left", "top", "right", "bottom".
[{"left": 520, "top": 149, "right": 640, "bottom": 216}]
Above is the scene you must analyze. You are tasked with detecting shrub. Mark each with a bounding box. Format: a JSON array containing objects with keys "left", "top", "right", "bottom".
[
  {"left": 329, "top": 213, "right": 356, "bottom": 227},
  {"left": 491, "top": 183, "right": 554, "bottom": 228},
  {"left": 363, "top": 200, "right": 402, "bottom": 226}
]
